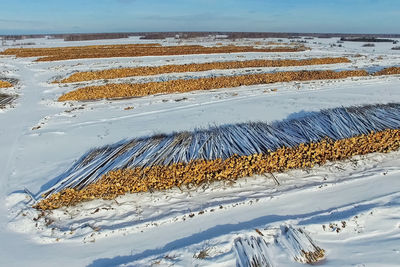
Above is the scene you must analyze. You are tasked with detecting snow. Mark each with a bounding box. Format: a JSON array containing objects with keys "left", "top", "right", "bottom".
[{"left": 0, "top": 37, "right": 400, "bottom": 266}]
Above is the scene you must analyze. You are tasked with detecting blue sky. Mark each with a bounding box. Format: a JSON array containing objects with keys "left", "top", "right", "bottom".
[{"left": 0, "top": 0, "right": 399, "bottom": 34}]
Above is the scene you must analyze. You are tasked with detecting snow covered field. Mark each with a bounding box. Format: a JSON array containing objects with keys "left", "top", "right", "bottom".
[{"left": 1, "top": 36, "right": 400, "bottom": 266}]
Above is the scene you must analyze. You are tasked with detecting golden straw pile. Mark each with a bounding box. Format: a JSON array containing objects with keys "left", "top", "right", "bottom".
[
  {"left": 59, "top": 57, "right": 351, "bottom": 83},
  {"left": 58, "top": 70, "right": 367, "bottom": 101},
  {"left": 0, "top": 44, "right": 307, "bottom": 62},
  {"left": 35, "top": 128, "right": 400, "bottom": 210},
  {"left": 0, "top": 80, "right": 13, "bottom": 88}
]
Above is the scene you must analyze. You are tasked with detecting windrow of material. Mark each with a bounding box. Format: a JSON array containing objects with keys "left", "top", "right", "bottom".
[
  {"left": 0, "top": 80, "right": 13, "bottom": 88},
  {"left": 58, "top": 69, "right": 367, "bottom": 101},
  {"left": 0, "top": 44, "right": 307, "bottom": 62},
  {"left": 35, "top": 103, "right": 400, "bottom": 209},
  {"left": 58, "top": 57, "right": 351, "bottom": 83}
]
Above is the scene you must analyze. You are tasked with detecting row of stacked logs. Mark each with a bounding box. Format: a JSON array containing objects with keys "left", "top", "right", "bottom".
[
  {"left": 35, "top": 128, "right": 400, "bottom": 210},
  {"left": 58, "top": 70, "right": 368, "bottom": 101},
  {"left": 0, "top": 44, "right": 307, "bottom": 62},
  {"left": 0, "top": 80, "right": 13, "bottom": 88},
  {"left": 58, "top": 57, "right": 351, "bottom": 83}
]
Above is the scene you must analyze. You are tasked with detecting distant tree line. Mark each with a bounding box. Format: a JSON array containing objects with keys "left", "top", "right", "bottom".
[{"left": 2, "top": 32, "right": 400, "bottom": 41}]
